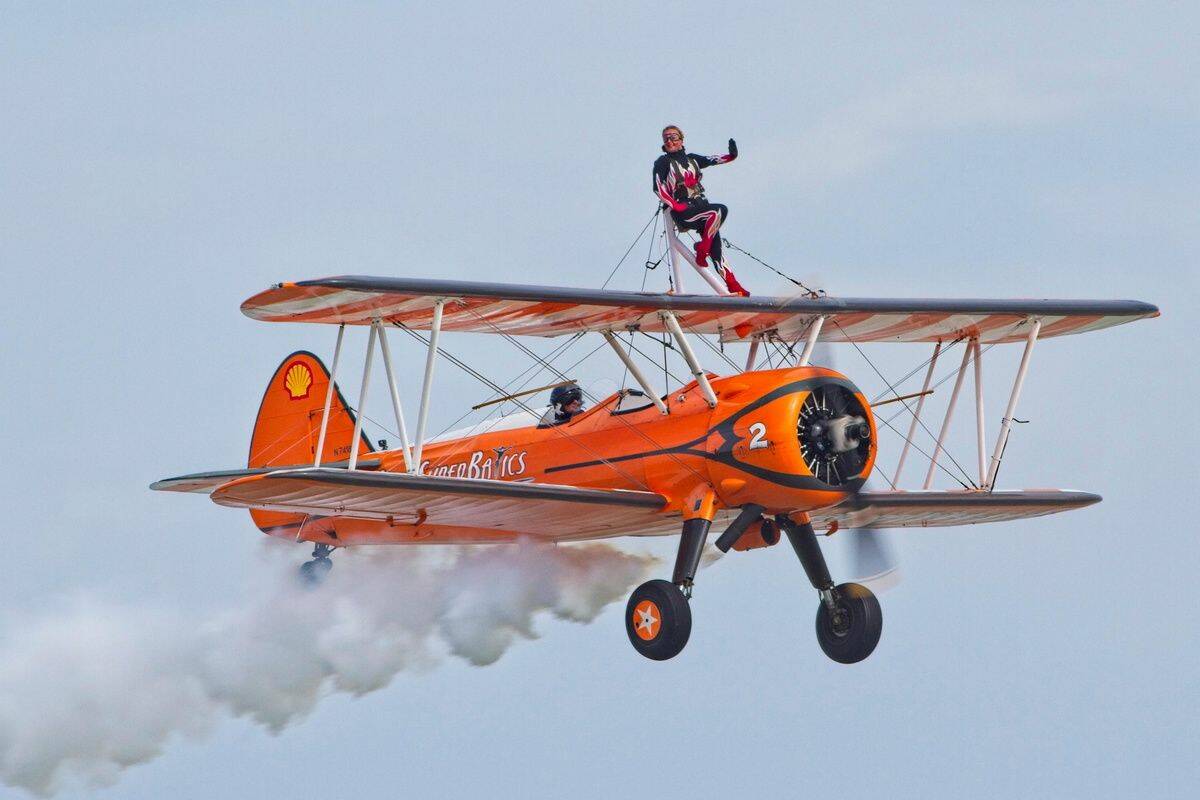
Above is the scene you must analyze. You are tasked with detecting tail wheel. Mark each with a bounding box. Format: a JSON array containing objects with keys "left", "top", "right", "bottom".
[
  {"left": 815, "top": 582, "right": 882, "bottom": 664},
  {"left": 299, "top": 557, "right": 332, "bottom": 587},
  {"left": 625, "top": 579, "right": 692, "bottom": 661}
]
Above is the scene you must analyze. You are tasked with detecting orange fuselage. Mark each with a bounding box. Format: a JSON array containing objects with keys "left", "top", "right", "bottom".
[{"left": 255, "top": 366, "right": 878, "bottom": 545}]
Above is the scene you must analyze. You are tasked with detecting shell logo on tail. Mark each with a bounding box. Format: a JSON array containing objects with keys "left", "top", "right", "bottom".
[{"left": 283, "top": 362, "right": 313, "bottom": 400}]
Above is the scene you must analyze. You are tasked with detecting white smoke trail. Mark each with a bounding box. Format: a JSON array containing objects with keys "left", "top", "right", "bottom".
[{"left": 0, "top": 541, "right": 655, "bottom": 796}]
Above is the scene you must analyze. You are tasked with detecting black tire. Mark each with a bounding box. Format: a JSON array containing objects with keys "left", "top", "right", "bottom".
[
  {"left": 815, "top": 582, "right": 882, "bottom": 664},
  {"left": 625, "top": 579, "right": 692, "bottom": 661},
  {"left": 298, "top": 557, "right": 333, "bottom": 587}
]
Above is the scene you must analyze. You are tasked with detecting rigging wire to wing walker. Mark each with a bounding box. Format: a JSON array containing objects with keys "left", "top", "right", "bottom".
[{"left": 153, "top": 262, "right": 1158, "bottom": 665}]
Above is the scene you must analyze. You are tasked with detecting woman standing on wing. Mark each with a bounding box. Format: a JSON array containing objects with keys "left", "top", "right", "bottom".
[{"left": 652, "top": 125, "right": 749, "bottom": 296}]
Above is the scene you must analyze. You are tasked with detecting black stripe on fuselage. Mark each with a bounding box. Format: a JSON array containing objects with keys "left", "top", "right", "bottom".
[{"left": 544, "top": 377, "right": 866, "bottom": 493}]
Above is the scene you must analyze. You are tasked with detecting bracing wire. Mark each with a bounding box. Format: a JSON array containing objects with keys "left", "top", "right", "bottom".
[
  {"left": 683, "top": 322, "right": 741, "bottom": 372},
  {"left": 721, "top": 238, "right": 824, "bottom": 297},
  {"left": 869, "top": 337, "right": 966, "bottom": 405},
  {"left": 421, "top": 336, "right": 640, "bottom": 483},
  {"left": 396, "top": 324, "right": 585, "bottom": 438},
  {"left": 461, "top": 306, "right": 712, "bottom": 486},
  {"left": 879, "top": 337, "right": 1002, "bottom": 429},
  {"left": 621, "top": 214, "right": 666, "bottom": 392},
  {"left": 601, "top": 209, "right": 660, "bottom": 290},
  {"left": 859, "top": 321, "right": 1024, "bottom": 493},
  {"left": 830, "top": 319, "right": 986, "bottom": 490}
]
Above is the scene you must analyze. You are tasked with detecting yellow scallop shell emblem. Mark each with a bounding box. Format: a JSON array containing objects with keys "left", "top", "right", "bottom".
[{"left": 284, "top": 362, "right": 313, "bottom": 400}]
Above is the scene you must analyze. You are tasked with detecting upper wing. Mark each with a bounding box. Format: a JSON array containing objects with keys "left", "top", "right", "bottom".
[
  {"left": 808, "top": 489, "right": 1101, "bottom": 529},
  {"left": 209, "top": 467, "right": 672, "bottom": 539},
  {"left": 241, "top": 276, "right": 1158, "bottom": 343}
]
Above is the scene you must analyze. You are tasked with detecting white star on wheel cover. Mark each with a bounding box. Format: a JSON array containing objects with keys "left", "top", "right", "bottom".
[{"left": 636, "top": 606, "right": 658, "bottom": 635}]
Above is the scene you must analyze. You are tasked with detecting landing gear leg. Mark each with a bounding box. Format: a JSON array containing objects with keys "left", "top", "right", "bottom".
[
  {"left": 777, "top": 514, "right": 882, "bottom": 664},
  {"left": 298, "top": 543, "right": 334, "bottom": 587},
  {"left": 672, "top": 517, "right": 712, "bottom": 597},
  {"left": 625, "top": 517, "right": 712, "bottom": 661}
]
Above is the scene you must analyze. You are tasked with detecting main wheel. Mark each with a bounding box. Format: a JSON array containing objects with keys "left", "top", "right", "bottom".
[
  {"left": 625, "top": 579, "right": 692, "bottom": 661},
  {"left": 815, "top": 582, "right": 882, "bottom": 664},
  {"left": 299, "top": 557, "right": 333, "bottom": 587}
]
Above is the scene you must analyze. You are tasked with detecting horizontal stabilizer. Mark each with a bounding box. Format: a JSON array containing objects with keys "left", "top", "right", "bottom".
[
  {"left": 209, "top": 468, "right": 669, "bottom": 539},
  {"left": 809, "top": 489, "right": 1101, "bottom": 529},
  {"left": 150, "top": 459, "right": 382, "bottom": 494}
]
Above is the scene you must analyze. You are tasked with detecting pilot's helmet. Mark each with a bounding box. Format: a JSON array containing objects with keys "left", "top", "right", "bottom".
[{"left": 550, "top": 384, "right": 584, "bottom": 417}]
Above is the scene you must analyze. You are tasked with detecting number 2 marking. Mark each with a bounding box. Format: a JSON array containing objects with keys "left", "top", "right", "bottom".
[{"left": 748, "top": 422, "right": 768, "bottom": 450}]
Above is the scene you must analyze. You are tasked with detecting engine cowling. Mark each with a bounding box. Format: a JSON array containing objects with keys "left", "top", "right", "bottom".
[{"left": 706, "top": 367, "right": 878, "bottom": 514}]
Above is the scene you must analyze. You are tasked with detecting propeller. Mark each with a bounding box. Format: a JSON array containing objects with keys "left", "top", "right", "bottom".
[
  {"left": 713, "top": 279, "right": 900, "bottom": 588},
  {"left": 843, "top": 521, "right": 901, "bottom": 589},
  {"left": 806, "top": 300, "right": 901, "bottom": 591}
]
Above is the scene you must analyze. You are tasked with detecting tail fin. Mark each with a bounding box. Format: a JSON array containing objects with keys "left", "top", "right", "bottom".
[{"left": 248, "top": 350, "right": 373, "bottom": 469}]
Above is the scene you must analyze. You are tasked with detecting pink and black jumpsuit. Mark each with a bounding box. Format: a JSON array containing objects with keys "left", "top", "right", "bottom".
[{"left": 652, "top": 144, "right": 748, "bottom": 294}]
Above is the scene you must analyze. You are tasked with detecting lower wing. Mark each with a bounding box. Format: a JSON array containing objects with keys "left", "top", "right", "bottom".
[
  {"left": 156, "top": 466, "right": 1099, "bottom": 541},
  {"left": 209, "top": 468, "right": 672, "bottom": 540},
  {"left": 809, "top": 489, "right": 1100, "bottom": 529}
]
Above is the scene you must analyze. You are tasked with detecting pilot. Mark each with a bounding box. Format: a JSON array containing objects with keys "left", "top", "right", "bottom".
[
  {"left": 652, "top": 125, "right": 749, "bottom": 296},
  {"left": 541, "top": 384, "right": 585, "bottom": 427}
]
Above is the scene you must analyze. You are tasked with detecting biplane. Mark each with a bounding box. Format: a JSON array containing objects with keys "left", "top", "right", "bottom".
[{"left": 153, "top": 269, "right": 1157, "bottom": 663}]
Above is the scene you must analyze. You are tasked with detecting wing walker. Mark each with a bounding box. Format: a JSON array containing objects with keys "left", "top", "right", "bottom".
[{"left": 154, "top": 258, "right": 1158, "bottom": 663}]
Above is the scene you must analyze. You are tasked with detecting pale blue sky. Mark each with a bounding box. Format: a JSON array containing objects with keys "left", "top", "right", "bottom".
[{"left": 1, "top": 3, "right": 1196, "bottom": 798}]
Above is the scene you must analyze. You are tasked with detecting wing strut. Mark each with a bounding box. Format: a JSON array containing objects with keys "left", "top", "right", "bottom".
[
  {"left": 985, "top": 318, "right": 1041, "bottom": 489},
  {"left": 313, "top": 323, "right": 346, "bottom": 468},
  {"left": 892, "top": 340, "right": 941, "bottom": 486},
  {"left": 602, "top": 331, "right": 669, "bottom": 415},
  {"left": 661, "top": 311, "right": 717, "bottom": 407},
  {"left": 796, "top": 315, "right": 826, "bottom": 367},
  {"left": 924, "top": 342, "right": 975, "bottom": 489},
  {"left": 410, "top": 299, "right": 445, "bottom": 473},
  {"left": 972, "top": 337, "right": 986, "bottom": 486},
  {"left": 745, "top": 335, "right": 760, "bottom": 371},
  {"left": 321, "top": 319, "right": 417, "bottom": 472},
  {"left": 347, "top": 322, "right": 378, "bottom": 471},
  {"left": 376, "top": 319, "right": 414, "bottom": 471}
]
